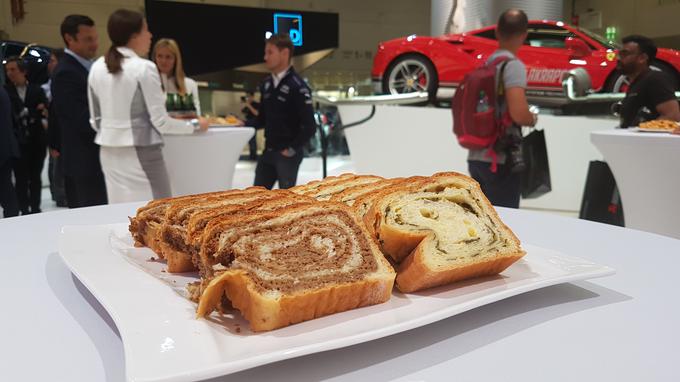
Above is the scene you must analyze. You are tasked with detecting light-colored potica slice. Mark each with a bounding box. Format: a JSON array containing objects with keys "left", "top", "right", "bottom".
[{"left": 365, "top": 172, "right": 525, "bottom": 293}]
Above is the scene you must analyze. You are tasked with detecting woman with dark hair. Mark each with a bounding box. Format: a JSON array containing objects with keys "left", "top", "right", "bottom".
[{"left": 87, "top": 9, "right": 208, "bottom": 203}]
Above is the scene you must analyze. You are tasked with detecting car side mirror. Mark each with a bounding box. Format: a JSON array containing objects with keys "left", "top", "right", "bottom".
[{"left": 565, "top": 37, "right": 591, "bottom": 57}]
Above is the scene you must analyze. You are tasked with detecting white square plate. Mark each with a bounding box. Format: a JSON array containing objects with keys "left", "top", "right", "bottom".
[{"left": 58, "top": 223, "right": 615, "bottom": 382}]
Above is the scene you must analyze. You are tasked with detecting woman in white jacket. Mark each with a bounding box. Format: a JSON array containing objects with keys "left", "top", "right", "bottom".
[
  {"left": 88, "top": 9, "right": 208, "bottom": 203},
  {"left": 152, "top": 38, "right": 201, "bottom": 115}
]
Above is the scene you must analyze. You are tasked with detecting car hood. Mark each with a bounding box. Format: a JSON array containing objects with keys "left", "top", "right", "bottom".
[{"left": 378, "top": 34, "right": 446, "bottom": 47}]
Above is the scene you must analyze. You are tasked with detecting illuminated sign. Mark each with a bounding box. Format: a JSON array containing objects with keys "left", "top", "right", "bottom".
[
  {"left": 605, "top": 26, "right": 618, "bottom": 42},
  {"left": 274, "top": 13, "right": 303, "bottom": 46}
]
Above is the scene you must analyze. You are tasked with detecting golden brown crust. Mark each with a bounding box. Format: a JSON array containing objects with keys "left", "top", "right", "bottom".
[
  {"left": 154, "top": 188, "right": 274, "bottom": 272},
  {"left": 197, "top": 268, "right": 394, "bottom": 332},
  {"left": 306, "top": 175, "right": 384, "bottom": 201},
  {"left": 159, "top": 240, "right": 197, "bottom": 273},
  {"left": 129, "top": 189, "right": 250, "bottom": 249},
  {"left": 395, "top": 237, "right": 525, "bottom": 292},
  {"left": 288, "top": 173, "right": 356, "bottom": 195},
  {"left": 330, "top": 177, "right": 404, "bottom": 205},
  {"left": 162, "top": 188, "right": 267, "bottom": 228},
  {"left": 142, "top": 222, "right": 164, "bottom": 257},
  {"left": 185, "top": 190, "right": 308, "bottom": 245}
]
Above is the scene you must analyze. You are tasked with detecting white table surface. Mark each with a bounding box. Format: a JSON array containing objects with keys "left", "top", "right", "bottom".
[
  {"left": 163, "top": 127, "right": 254, "bottom": 197},
  {"left": 2, "top": 203, "right": 679, "bottom": 381},
  {"left": 591, "top": 129, "right": 680, "bottom": 239}
]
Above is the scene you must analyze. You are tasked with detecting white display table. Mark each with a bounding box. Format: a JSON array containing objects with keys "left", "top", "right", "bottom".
[
  {"left": 162, "top": 127, "right": 254, "bottom": 196},
  {"left": 339, "top": 105, "right": 617, "bottom": 212},
  {"left": 591, "top": 129, "right": 680, "bottom": 239},
  {"left": 3, "top": 203, "right": 680, "bottom": 381}
]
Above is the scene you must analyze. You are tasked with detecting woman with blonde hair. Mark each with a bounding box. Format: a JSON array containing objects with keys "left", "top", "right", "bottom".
[
  {"left": 152, "top": 38, "right": 201, "bottom": 115},
  {"left": 88, "top": 9, "right": 208, "bottom": 203}
]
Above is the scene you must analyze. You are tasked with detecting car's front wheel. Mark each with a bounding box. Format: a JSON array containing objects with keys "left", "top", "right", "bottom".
[{"left": 382, "top": 54, "right": 438, "bottom": 102}]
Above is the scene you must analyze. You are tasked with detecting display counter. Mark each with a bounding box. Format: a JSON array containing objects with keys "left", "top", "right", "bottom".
[
  {"left": 339, "top": 105, "right": 618, "bottom": 212},
  {"left": 591, "top": 129, "right": 680, "bottom": 239},
  {"left": 3, "top": 202, "right": 679, "bottom": 381},
  {"left": 162, "top": 126, "right": 254, "bottom": 196}
]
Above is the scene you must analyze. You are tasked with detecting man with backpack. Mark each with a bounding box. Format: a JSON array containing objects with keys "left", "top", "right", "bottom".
[{"left": 455, "top": 9, "right": 537, "bottom": 208}]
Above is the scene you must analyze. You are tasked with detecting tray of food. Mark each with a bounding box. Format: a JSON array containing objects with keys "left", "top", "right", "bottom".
[
  {"left": 207, "top": 115, "right": 243, "bottom": 127},
  {"left": 59, "top": 172, "right": 615, "bottom": 382},
  {"left": 632, "top": 119, "right": 680, "bottom": 133}
]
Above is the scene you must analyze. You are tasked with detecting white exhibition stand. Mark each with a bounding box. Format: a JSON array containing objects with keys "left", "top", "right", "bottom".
[
  {"left": 339, "top": 105, "right": 617, "bottom": 212},
  {"left": 4, "top": 203, "right": 680, "bottom": 381},
  {"left": 162, "top": 126, "right": 254, "bottom": 196},
  {"left": 591, "top": 130, "right": 680, "bottom": 239}
]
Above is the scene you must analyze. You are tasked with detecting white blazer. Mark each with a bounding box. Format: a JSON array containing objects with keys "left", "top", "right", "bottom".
[{"left": 88, "top": 46, "right": 194, "bottom": 147}]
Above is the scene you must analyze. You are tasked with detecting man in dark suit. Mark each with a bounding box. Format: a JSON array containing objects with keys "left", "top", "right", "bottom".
[
  {"left": 4, "top": 57, "right": 48, "bottom": 214},
  {"left": 51, "top": 14, "right": 107, "bottom": 208},
  {"left": 0, "top": 86, "right": 20, "bottom": 217}
]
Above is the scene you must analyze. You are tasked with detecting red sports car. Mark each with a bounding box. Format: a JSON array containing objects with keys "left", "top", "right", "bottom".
[{"left": 371, "top": 20, "right": 680, "bottom": 105}]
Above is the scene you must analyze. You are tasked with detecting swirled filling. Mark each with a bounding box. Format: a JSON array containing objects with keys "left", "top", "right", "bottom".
[
  {"left": 385, "top": 186, "right": 510, "bottom": 261},
  {"left": 217, "top": 212, "right": 378, "bottom": 297}
]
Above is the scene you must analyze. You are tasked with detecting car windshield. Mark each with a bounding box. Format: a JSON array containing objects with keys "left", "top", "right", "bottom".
[{"left": 577, "top": 27, "right": 621, "bottom": 50}]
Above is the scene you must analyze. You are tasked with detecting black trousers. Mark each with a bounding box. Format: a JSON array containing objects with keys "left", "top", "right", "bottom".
[
  {"left": 48, "top": 154, "right": 67, "bottom": 206},
  {"left": 248, "top": 136, "right": 258, "bottom": 160},
  {"left": 14, "top": 142, "right": 47, "bottom": 214},
  {"left": 468, "top": 160, "right": 521, "bottom": 208},
  {"left": 0, "top": 159, "right": 19, "bottom": 218},
  {"left": 65, "top": 172, "right": 108, "bottom": 208},
  {"left": 254, "top": 148, "right": 304, "bottom": 190}
]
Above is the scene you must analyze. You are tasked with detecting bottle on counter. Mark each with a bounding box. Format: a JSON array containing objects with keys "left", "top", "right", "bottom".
[
  {"left": 185, "top": 94, "right": 196, "bottom": 113},
  {"left": 167, "top": 93, "right": 197, "bottom": 119},
  {"left": 166, "top": 93, "right": 176, "bottom": 112},
  {"left": 178, "top": 94, "right": 187, "bottom": 112}
]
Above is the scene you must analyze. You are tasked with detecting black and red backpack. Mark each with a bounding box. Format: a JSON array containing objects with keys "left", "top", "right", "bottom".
[{"left": 452, "top": 56, "right": 514, "bottom": 170}]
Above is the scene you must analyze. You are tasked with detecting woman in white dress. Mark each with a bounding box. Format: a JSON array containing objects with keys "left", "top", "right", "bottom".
[
  {"left": 87, "top": 9, "right": 208, "bottom": 203},
  {"left": 152, "top": 38, "right": 201, "bottom": 115}
]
